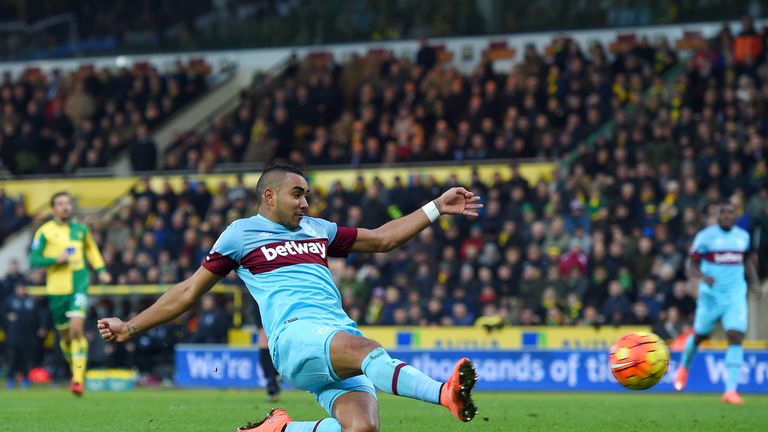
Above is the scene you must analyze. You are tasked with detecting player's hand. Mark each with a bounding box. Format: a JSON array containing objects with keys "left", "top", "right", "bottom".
[
  {"left": 702, "top": 275, "right": 715, "bottom": 286},
  {"left": 98, "top": 271, "right": 112, "bottom": 284},
  {"left": 434, "top": 187, "right": 483, "bottom": 217},
  {"left": 97, "top": 318, "right": 132, "bottom": 343},
  {"left": 55, "top": 251, "right": 70, "bottom": 264}
]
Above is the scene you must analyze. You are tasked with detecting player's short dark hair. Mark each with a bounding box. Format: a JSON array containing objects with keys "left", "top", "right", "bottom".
[
  {"left": 262, "top": 163, "right": 304, "bottom": 177},
  {"left": 256, "top": 163, "right": 305, "bottom": 203},
  {"left": 50, "top": 191, "right": 70, "bottom": 207}
]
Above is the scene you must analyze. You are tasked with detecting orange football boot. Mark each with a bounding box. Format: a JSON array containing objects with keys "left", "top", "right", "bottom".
[
  {"left": 440, "top": 357, "right": 478, "bottom": 422},
  {"left": 237, "top": 409, "right": 292, "bottom": 432},
  {"left": 673, "top": 367, "right": 688, "bottom": 392},
  {"left": 69, "top": 381, "right": 84, "bottom": 397},
  {"left": 721, "top": 390, "right": 744, "bottom": 404}
]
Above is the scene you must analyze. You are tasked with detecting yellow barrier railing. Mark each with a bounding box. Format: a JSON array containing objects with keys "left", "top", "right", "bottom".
[{"left": 1, "top": 161, "right": 555, "bottom": 215}]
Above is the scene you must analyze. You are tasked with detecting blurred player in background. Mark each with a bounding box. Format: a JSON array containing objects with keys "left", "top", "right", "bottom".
[
  {"left": 29, "top": 192, "right": 111, "bottom": 396},
  {"left": 98, "top": 164, "right": 482, "bottom": 432},
  {"left": 674, "top": 203, "right": 763, "bottom": 403}
]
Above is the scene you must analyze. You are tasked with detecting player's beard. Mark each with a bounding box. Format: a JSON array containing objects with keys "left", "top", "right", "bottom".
[
  {"left": 282, "top": 211, "right": 303, "bottom": 230},
  {"left": 291, "top": 213, "right": 304, "bottom": 229}
]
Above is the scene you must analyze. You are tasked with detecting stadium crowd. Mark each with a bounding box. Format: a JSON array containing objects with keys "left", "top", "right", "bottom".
[
  {"left": 0, "top": 60, "right": 209, "bottom": 176},
  {"left": 2, "top": 20, "right": 768, "bottom": 378},
  {"left": 166, "top": 34, "right": 681, "bottom": 170}
]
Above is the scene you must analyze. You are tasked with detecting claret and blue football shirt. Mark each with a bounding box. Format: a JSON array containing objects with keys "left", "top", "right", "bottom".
[
  {"left": 688, "top": 224, "right": 751, "bottom": 302},
  {"left": 202, "top": 214, "right": 358, "bottom": 339}
]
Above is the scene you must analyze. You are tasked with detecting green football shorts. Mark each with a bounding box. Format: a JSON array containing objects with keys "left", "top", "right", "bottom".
[{"left": 48, "top": 290, "right": 88, "bottom": 330}]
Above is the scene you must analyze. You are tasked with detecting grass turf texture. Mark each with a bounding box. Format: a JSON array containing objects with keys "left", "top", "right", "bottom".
[{"left": 2, "top": 389, "right": 767, "bottom": 431}]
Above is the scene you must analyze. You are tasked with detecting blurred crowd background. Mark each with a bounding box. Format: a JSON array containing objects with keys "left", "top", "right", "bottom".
[{"left": 1, "top": 2, "right": 768, "bottom": 381}]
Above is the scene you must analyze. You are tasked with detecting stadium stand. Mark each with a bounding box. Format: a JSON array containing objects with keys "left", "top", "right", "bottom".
[
  {"left": 0, "top": 60, "right": 210, "bottom": 177},
  {"left": 163, "top": 35, "right": 680, "bottom": 170}
]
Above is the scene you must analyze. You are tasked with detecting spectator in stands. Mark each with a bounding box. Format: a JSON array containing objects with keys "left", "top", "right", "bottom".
[
  {"left": 130, "top": 124, "right": 158, "bottom": 172},
  {"left": 630, "top": 301, "right": 653, "bottom": 325},
  {"left": 425, "top": 296, "right": 446, "bottom": 325},
  {"left": 451, "top": 302, "right": 475, "bottom": 326},
  {"left": 4, "top": 284, "right": 46, "bottom": 389},
  {"left": 653, "top": 306, "right": 684, "bottom": 340},
  {"left": 1, "top": 259, "right": 25, "bottom": 300},
  {"left": 602, "top": 280, "right": 632, "bottom": 325},
  {"left": 189, "top": 295, "right": 229, "bottom": 344},
  {"left": 0, "top": 191, "right": 29, "bottom": 244},
  {"left": 637, "top": 279, "right": 662, "bottom": 322},
  {"left": 630, "top": 237, "right": 655, "bottom": 282},
  {"left": 663, "top": 281, "right": 696, "bottom": 322},
  {"left": 416, "top": 38, "right": 438, "bottom": 72}
]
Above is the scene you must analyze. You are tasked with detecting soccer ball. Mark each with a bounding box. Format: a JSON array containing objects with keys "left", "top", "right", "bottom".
[{"left": 609, "top": 331, "right": 669, "bottom": 390}]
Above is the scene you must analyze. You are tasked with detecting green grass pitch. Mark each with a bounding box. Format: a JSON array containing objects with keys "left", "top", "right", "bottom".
[{"left": 1, "top": 388, "right": 767, "bottom": 431}]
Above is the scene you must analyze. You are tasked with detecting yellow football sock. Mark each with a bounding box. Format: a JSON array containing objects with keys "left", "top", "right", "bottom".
[
  {"left": 59, "top": 340, "right": 72, "bottom": 366},
  {"left": 70, "top": 337, "right": 89, "bottom": 384}
]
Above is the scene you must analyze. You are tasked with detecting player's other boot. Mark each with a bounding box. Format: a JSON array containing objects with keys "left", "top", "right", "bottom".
[
  {"left": 721, "top": 390, "right": 745, "bottom": 405},
  {"left": 673, "top": 367, "right": 688, "bottom": 392},
  {"left": 440, "top": 357, "right": 478, "bottom": 422},
  {"left": 237, "top": 409, "right": 292, "bottom": 432},
  {"left": 69, "top": 381, "right": 84, "bottom": 397},
  {"left": 266, "top": 377, "right": 281, "bottom": 403}
]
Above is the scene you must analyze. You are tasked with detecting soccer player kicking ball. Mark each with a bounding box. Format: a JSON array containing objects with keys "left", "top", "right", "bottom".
[
  {"left": 673, "top": 203, "right": 764, "bottom": 404},
  {"left": 98, "top": 164, "right": 483, "bottom": 431},
  {"left": 30, "top": 192, "right": 112, "bottom": 396}
]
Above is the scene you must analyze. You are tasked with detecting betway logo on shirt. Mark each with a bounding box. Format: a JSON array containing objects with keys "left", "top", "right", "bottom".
[
  {"left": 711, "top": 252, "right": 743, "bottom": 264},
  {"left": 260, "top": 240, "right": 327, "bottom": 261},
  {"left": 704, "top": 251, "right": 744, "bottom": 264},
  {"left": 241, "top": 238, "right": 330, "bottom": 274}
]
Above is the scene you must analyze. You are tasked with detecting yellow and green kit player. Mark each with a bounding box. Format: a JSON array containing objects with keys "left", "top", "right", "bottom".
[{"left": 29, "top": 192, "right": 111, "bottom": 396}]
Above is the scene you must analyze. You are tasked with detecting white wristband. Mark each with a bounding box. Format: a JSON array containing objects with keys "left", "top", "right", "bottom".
[{"left": 422, "top": 201, "right": 440, "bottom": 223}]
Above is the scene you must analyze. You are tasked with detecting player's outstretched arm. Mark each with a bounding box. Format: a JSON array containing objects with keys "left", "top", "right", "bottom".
[
  {"left": 351, "top": 186, "right": 482, "bottom": 253},
  {"left": 97, "top": 267, "right": 222, "bottom": 342}
]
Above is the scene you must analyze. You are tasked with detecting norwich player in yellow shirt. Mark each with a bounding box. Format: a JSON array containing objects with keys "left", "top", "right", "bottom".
[{"left": 29, "top": 192, "right": 111, "bottom": 396}]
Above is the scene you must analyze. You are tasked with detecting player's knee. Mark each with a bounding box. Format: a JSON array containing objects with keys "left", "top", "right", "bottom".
[
  {"left": 361, "top": 338, "right": 382, "bottom": 354},
  {"left": 346, "top": 336, "right": 382, "bottom": 358},
  {"left": 726, "top": 331, "right": 744, "bottom": 345},
  {"left": 341, "top": 417, "right": 379, "bottom": 432},
  {"left": 694, "top": 334, "right": 709, "bottom": 345},
  {"left": 69, "top": 327, "right": 84, "bottom": 339}
]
